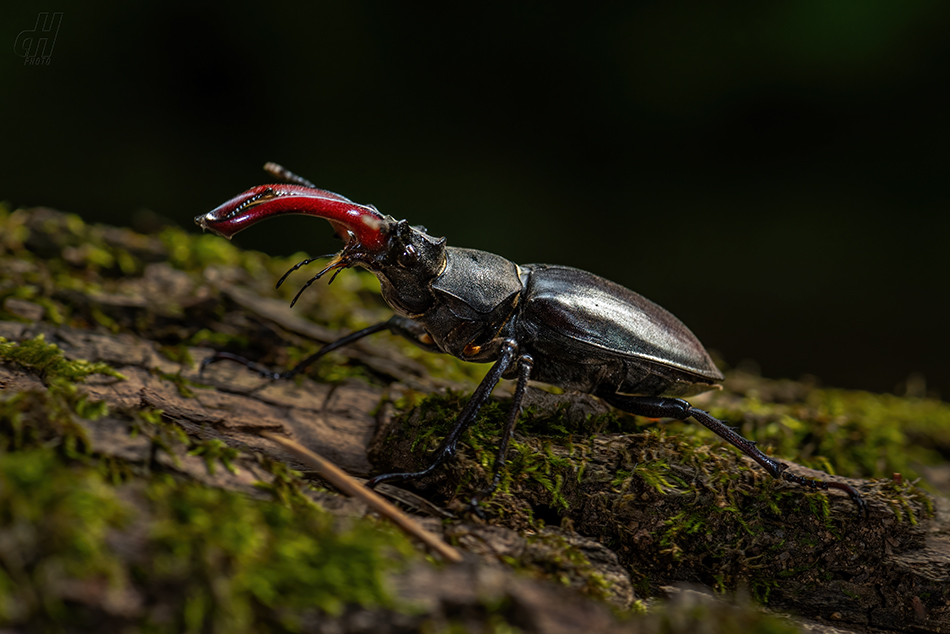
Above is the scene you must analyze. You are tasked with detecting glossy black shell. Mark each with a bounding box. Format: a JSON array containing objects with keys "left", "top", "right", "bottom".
[{"left": 514, "top": 264, "right": 723, "bottom": 398}]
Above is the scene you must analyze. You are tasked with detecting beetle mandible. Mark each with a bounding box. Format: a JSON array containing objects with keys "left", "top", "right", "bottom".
[{"left": 195, "top": 163, "right": 866, "bottom": 516}]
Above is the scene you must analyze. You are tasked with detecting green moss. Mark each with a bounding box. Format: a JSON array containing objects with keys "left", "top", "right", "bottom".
[
  {"left": 186, "top": 329, "right": 249, "bottom": 350},
  {"left": 749, "top": 578, "right": 779, "bottom": 604},
  {"left": 157, "top": 344, "right": 195, "bottom": 367},
  {"left": 0, "top": 204, "right": 29, "bottom": 250},
  {"left": 130, "top": 408, "right": 235, "bottom": 474},
  {"left": 0, "top": 334, "right": 124, "bottom": 383},
  {"left": 633, "top": 595, "right": 802, "bottom": 634},
  {"left": 599, "top": 421, "right": 882, "bottom": 601},
  {"left": 705, "top": 382, "right": 950, "bottom": 486},
  {"left": 395, "top": 391, "right": 474, "bottom": 451},
  {"left": 252, "top": 454, "right": 321, "bottom": 509},
  {"left": 659, "top": 512, "right": 711, "bottom": 561},
  {"left": 151, "top": 367, "right": 205, "bottom": 398},
  {"left": 0, "top": 366, "right": 416, "bottom": 632},
  {"left": 520, "top": 404, "right": 636, "bottom": 439},
  {"left": 0, "top": 446, "right": 414, "bottom": 632},
  {"left": 130, "top": 406, "right": 185, "bottom": 441},
  {"left": 0, "top": 335, "right": 131, "bottom": 464},
  {"left": 2, "top": 390, "right": 83, "bottom": 456},
  {"left": 516, "top": 531, "right": 613, "bottom": 602},
  {"left": 881, "top": 477, "right": 935, "bottom": 525},
  {"left": 0, "top": 298, "right": 416, "bottom": 630},
  {"left": 98, "top": 453, "right": 136, "bottom": 485},
  {"left": 160, "top": 227, "right": 246, "bottom": 271},
  {"left": 631, "top": 459, "right": 683, "bottom": 495},
  {"left": 187, "top": 439, "right": 240, "bottom": 476},
  {"left": 143, "top": 476, "right": 409, "bottom": 631},
  {"left": 0, "top": 448, "right": 129, "bottom": 627},
  {"left": 90, "top": 306, "right": 121, "bottom": 332},
  {"left": 32, "top": 297, "right": 67, "bottom": 325},
  {"left": 505, "top": 439, "right": 572, "bottom": 510},
  {"left": 383, "top": 391, "right": 586, "bottom": 515},
  {"left": 379, "top": 372, "right": 939, "bottom": 607}
]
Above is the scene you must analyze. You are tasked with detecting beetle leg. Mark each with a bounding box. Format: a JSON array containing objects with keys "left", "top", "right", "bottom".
[
  {"left": 467, "top": 353, "right": 535, "bottom": 512},
  {"left": 200, "top": 313, "right": 445, "bottom": 388},
  {"left": 602, "top": 395, "right": 868, "bottom": 519},
  {"left": 489, "top": 354, "right": 534, "bottom": 486},
  {"left": 200, "top": 318, "right": 397, "bottom": 381},
  {"left": 366, "top": 339, "right": 520, "bottom": 489}
]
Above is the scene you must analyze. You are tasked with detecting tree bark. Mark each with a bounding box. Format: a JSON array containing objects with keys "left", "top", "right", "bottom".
[{"left": 1, "top": 206, "right": 947, "bottom": 633}]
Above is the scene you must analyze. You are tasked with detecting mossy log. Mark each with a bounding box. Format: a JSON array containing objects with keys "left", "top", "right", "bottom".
[{"left": 1, "top": 205, "right": 948, "bottom": 633}]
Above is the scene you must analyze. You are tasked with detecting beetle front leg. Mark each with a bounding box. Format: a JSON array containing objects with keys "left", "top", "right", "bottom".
[
  {"left": 200, "top": 315, "right": 437, "bottom": 382},
  {"left": 366, "top": 339, "right": 520, "bottom": 489},
  {"left": 603, "top": 395, "right": 868, "bottom": 518},
  {"left": 200, "top": 320, "right": 391, "bottom": 381}
]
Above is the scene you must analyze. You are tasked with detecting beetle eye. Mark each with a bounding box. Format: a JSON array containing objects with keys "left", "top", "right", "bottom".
[{"left": 398, "top": 244, "right": 418, "bottom": 267}]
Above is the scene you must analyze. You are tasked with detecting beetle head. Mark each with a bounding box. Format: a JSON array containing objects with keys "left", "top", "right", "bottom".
[{"left": 366, "top": 219, "right": 447, "bottom": 316}]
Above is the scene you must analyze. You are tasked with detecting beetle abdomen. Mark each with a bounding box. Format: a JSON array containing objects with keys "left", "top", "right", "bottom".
[{"left": 517, "top": 264, "right": 723, "bottom": 396}]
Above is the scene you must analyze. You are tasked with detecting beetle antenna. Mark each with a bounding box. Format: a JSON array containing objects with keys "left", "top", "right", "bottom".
[
  {"left": 290, "top": 274, "right": 322, "bottom": 308},
  {"left": 263, "top": 162, "right": 318, "bottom": 189},
  {"left": 288, "top": 253, "right": 354, "bottom": 307},
  {"left": 276, "top": 252, "right": 338, "bottom": 289}
]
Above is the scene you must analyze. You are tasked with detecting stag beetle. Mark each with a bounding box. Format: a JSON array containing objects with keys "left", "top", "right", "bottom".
[{"left": 195, "top": 163, "right": 866, "bottom": 517}]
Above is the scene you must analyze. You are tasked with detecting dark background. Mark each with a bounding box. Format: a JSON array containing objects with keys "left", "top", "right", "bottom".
[{"left": 3, "top": 1, "right": 948, "bottom": 398}]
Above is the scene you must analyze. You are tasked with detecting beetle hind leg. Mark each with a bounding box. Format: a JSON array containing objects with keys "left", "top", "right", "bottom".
[{"left": 602, "top": 395, "right": 867, "bottom": 519}]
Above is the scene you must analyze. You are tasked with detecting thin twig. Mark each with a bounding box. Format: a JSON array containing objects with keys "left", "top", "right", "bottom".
[{"left": 260, "top": 431, "right": 463, "bottom": 564}]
